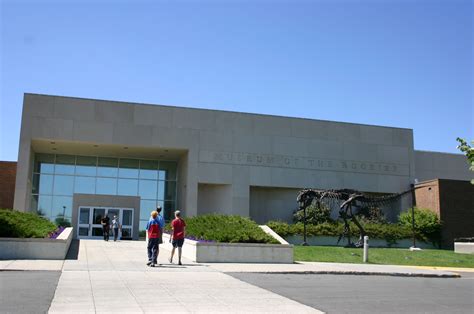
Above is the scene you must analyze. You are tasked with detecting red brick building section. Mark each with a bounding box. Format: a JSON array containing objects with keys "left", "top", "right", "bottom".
[
  {"left": 0, "top": 161, "right": 17, "bottom": 209},
  {"left": 415, "top": 179, "right": 474, "bottom": 249}
]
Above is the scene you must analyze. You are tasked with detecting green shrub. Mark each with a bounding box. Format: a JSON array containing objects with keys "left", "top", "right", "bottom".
[
  {"left": 0, "top": 209, "right": 57, "bottom": 238},
  {"left": 293, "top": 203, "right": 333, "bottom": 224},
  {"left": 356, "top": 206, "right": 387, "bottom": 224},
  {"left": 268, "top": 220, "right": 414, "bottom": 244},
  {"left": 165, "top": 214, "right": 278, "bottom": 244},
  {"left": 399, "top": 207, "right": 442, "bottom": 245}
]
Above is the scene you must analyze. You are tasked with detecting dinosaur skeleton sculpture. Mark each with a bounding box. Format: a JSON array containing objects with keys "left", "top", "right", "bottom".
[{"left": 296, "top": 188, "right": 415, "bottom": 247}]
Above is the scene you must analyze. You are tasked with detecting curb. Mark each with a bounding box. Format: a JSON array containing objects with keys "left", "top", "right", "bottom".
[{"left": 226, "top": 270, "right": 461, "bottom": 278}]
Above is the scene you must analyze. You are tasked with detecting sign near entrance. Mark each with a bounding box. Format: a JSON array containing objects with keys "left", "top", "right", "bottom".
[{"left": 199, "top": 150, "right": 408, "bottom": 176}]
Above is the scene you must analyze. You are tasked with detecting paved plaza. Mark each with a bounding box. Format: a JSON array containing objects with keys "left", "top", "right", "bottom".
[
  {"left": 0, "top": 239, "right": 469, "bottom": 313},
  {"left": 2, "top": 240, "right": 320, "bottom": 313}
]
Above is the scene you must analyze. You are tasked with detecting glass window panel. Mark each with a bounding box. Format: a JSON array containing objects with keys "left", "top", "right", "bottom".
[
  {"left": 34, "top": 154, "right": 55, "bottom": 174},
  {"left": 76, "top": 156, "right": 97, "bottom": 176},
  {"left": 32, "top": 174, "right": 53, "bottom": 195},
  {"left": 121, "top": 228, "right": 132, "bottom": 239},
  {"left": 139, "top": 160, "right": 158, "bottom": 180},
  {"left": 140, "top": 199, "right": 158, "bottom": 220},
  {"left": 55, "top": 164, "right": 75, "bottom": 175},
  {"left": 164, "top": 201, "right": 175, "bottom": 222},
  {"left": 52, "top": 196, "right": 72, "bottom": 220},
  {"left": 158, "top": 170, "right": 166, "bottom": 181},
  {"left": 79, "top": 208, "right": 90, "bottom": 224},
  {"left": 96, "top": 177, "right": 117, "bottom": 195},
  {"left": 56, "top": 154, "right": 75, "bottom": 164},
  {"left": 93, "top": 208, "right": 105, "bottom": 224},
  {"left": 76, "top": 165, "right": 96, "bottom": 176},
  {"left": 159, "top": 161, "right": 177, "bottom": 180},
  {"left": 55, "top": 216, "right": 72, "bottom": 227},
  {"left": 108, "top": 209, "right": 120, "bottom": 219},
  {"left": 157, "top": 181, "right": 165, "bottom": 200},
  {"left": 31, "top": 194, "right": 38, "bottom": 213},
  {"left": 157, "top": 200, "right": 164, "bottom": 209},
  {"left": 74, "top": 176, "right": 96, "bottom": 194},
  {"left": 117, "top": 179, "right": 138, "bottom": 196},
  {"left": 119, "top": 159, "right": 139, "bottom": 178},
  {"left": 138, "top": 180, "right": 157, "bottom": 199},
  {"left": 164, "top": 181, "right": 176, "bottom": 200},
  {"left": 92, "top": 228, "right": 103, "bottom": 236},
  {"left": 53, "top": 175, "right": 74, "bottom": 196},
  {"left": 55, "top": 155, "right": 75, "bottom": 175},
  {"left": 97, "top": 157, "right": 118, "bottom": 177},
  {"left": 78, "top": 227, "right": 89, "bottom": 236},
  {"left": 139, "top": 220, "right": 148, "bottom": 232},
  {"left": 38, "top": 195, "right": 53, "bottom": 218},
  {"left": 123, "top": 210, "right": 133, "bottom": 226},
  {"left": 31, "top": 194, "right": 52, "bottom": 217}
]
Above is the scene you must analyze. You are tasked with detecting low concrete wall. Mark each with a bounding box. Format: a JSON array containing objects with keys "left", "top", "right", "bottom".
[
  {"left": 454, "top": 243, "right": 474, "bottom": 254},
  {"left": 160, "top": 232, "right": 294, "bottom": 264},
  {"left": 0, "top": 227, "right": 74, "bottom": 260},
  {"left": 285, "top": 235, "right": 436, "bottom": 249}
]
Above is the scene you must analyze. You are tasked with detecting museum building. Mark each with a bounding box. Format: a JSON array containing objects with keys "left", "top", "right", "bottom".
[{"left": 4, "top": 94, "right": 473, "bottom": 242}]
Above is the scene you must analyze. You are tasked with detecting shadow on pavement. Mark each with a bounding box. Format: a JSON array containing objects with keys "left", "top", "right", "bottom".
[{"left": 65, "top": 239, "right": 80, "bottom": 260}]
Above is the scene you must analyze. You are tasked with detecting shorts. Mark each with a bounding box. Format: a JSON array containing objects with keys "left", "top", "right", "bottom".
[{"left": 172, "top": 238, "right": 184, "bottom": 248}]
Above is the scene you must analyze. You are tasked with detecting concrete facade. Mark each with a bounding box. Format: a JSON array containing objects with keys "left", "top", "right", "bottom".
[
  {"left": 72, "top": 194, "right": 140, "bottom": 240},
  {"left": 13, "top": 94, "right": 473, "bottom": 230}
]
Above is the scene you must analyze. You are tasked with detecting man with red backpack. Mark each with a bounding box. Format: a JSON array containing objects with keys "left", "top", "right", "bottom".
[{"left": 146, "top": 210, "right": 161, "bottom": 267}]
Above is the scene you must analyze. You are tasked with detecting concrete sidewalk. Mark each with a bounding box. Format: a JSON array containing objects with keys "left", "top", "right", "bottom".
[
  {"left": 0, "top": 239, "right": 466, "bottom": 313},
  {"left": 25, "top": 240, "right": 321, "bottom": 313}
]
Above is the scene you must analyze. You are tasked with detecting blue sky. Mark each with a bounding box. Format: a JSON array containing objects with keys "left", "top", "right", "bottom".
[{"left": 1, "top": 0, "right": 472, "bottom": 161}]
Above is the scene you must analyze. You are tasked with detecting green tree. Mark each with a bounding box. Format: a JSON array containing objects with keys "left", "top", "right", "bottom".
[{"left": 456, "top": 137, "right": 474, "bottom": 184}]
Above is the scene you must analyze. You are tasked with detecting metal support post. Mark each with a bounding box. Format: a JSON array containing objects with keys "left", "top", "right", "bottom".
[{"left": 363, "top": 236, "right": 369, "bottom": 263}]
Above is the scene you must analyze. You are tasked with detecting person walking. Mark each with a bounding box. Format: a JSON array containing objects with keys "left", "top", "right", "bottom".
[
  {"left": 111, "top": 215, "right": 121, "bottom": 241},
  {"left": 146, "top": 211, "right": 161, "bottom": 267},
  {"left": 156, "top": 206, "right": 165, "bottom": 239},
  {"left": 169, "top": 210, "right": 186, "bottom": 265},
  {"left": 100, "top": 215, "right": 110, "bottom": 241}
]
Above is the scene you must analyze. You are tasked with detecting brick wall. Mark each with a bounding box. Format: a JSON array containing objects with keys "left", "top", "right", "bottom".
[
  {"left": 415, "top": 179, "right": 474, "bottom": 248},
  {"left": 0, "top": 161, "right": 17, "bottom": 209}
]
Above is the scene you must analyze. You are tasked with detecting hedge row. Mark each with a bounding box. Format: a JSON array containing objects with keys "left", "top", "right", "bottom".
[
  {"left": 0, "top": 209, "right": 57, "bottom": 238},
  {"left": 267, "top": 220, "right": 438, "bottom": 245},
  {"left": 164, "top": 214, "right": 279, "bottom": 244}
]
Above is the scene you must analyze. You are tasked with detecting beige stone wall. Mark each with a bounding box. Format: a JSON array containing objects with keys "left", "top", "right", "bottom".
[{"left": 14, "top": 93, "right": 471, "bottom": 224}]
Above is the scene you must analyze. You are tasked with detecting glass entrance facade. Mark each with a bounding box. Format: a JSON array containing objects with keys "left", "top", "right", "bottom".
[
  {"left": 77, "top": 206, "right": 134, "bottom": 239},
  {"left": 31, "top": 153, "right": 178, "bottom": 234}
]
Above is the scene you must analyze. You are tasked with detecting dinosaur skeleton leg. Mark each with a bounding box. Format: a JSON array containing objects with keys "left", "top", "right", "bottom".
[{"left": 350, "top": 211, "right": 366, "bottom": 248}]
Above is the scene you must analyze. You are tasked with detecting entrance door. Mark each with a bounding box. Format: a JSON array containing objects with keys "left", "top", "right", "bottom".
[{"left": 77, "top": 206, "right": 134, "bottom": 239}]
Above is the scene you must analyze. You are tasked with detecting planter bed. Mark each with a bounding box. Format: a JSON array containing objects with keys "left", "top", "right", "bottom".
[
  {"left": 0, "top": 227, "right": 74, "bottom": 260},
  {"left": 160, "top": 232, "right": 293, "bottom": 263},
  {"left": 285, "top": 235, "right": 436, "bottom": 249}
]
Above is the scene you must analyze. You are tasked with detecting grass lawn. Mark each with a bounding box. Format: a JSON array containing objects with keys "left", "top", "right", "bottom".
[{"left": 295, "top": 245, "right": 474, "bottom": 268}]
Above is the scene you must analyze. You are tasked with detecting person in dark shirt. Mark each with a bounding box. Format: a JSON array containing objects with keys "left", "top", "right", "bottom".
[{"left": 101, "top": 215, "right": 110, "bottom": 241}]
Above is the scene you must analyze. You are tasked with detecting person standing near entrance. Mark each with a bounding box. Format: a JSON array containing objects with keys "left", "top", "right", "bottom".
[
  {"left": 156, "top": 206, "right": 165, "bottom": 242},
  {"left": 101, "top": 215, "right": 110, "bottom": 241},
  {"left": 146, "top": 211, "right": 161, "bottom": 267},
  {"left": 169, "top": 210, "right": 186, "bottom": 265},
  {"left": 111, "top": 215, "right": 121, "bottom": 241}
]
